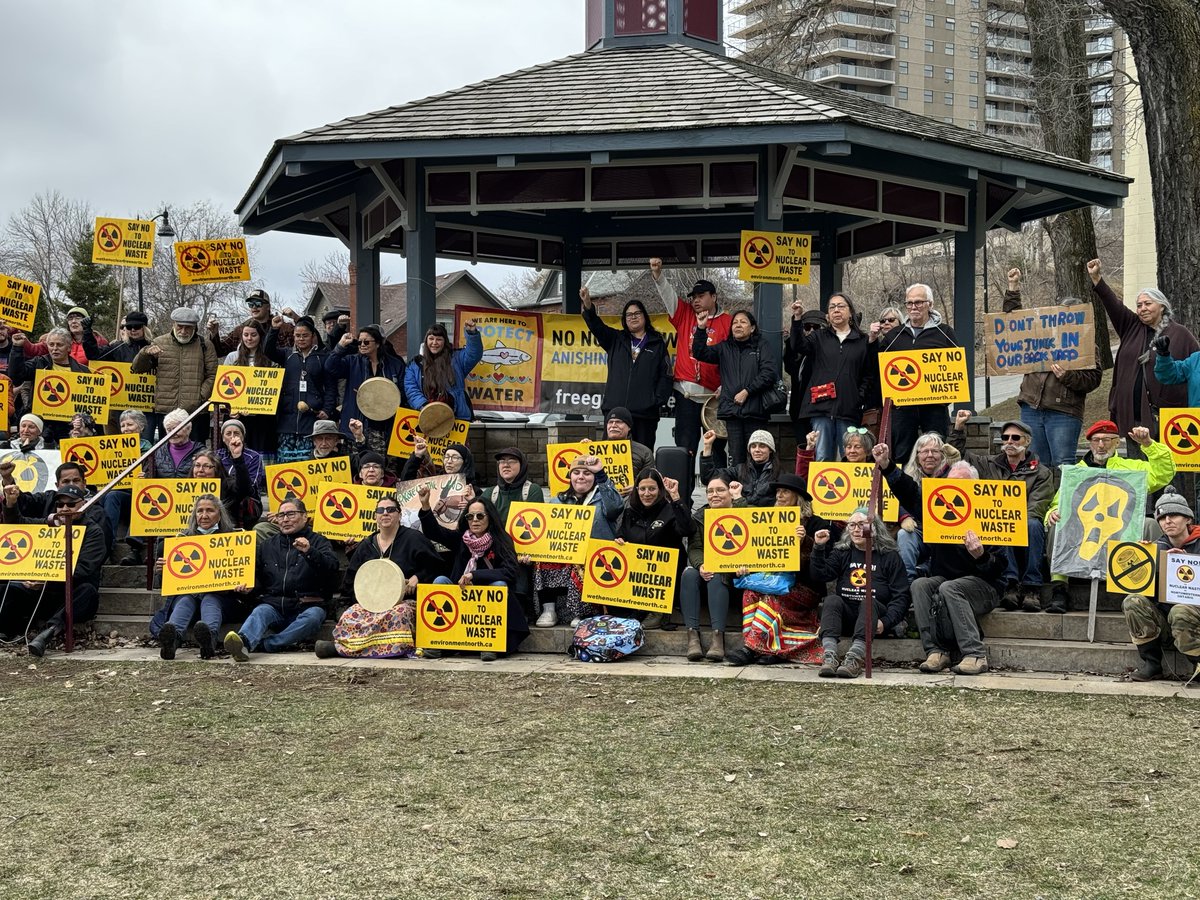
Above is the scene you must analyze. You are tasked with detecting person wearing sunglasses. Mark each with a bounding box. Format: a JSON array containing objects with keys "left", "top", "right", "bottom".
[
  {"left": 207, "top": 288, "right": 291, "bottom": 354},
  {"left": 417, "top": 488, "right": 529, "bottom": 662},
  {"left": 860, "top": 307, "right": 902, "bottom": 429},
  {"left": 948, "top": 411, "right": 1055, "bottom": 613},
  {"left": 874, "top": 284, "right": 961, "bottom": 466},
  {"left": 316, "top": 497, "right": 447, "bottom": 660},
  {"left": 326, "top": 323, "right": 407, "bottom": 457},
  {"left": 787, "top": 291, "right": 879, "bottom": 462},
  {"left": 0, "top": 483, "right": 107, "bottom": 657},
  {"left": 782, "top": 306, "right": 829, "bottom": 445},
  {"left": 794, "top": 426, "right": 877, "bottom": 485}
]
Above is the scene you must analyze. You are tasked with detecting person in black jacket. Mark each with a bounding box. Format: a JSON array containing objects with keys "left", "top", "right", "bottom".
[
  {"left": 223, "top": 497, "right": 340, "bottom": 661},
  {"left": 579, "top": 288, "right": 672, "bottom": 447},
  {"left": 265, "top": 315, "right": 335, "bottom": 463},
  {"left": 692, "top": 310, "right": 781, "bottom": 466},
  {"left": 783, "top": 307, "right": 828, "bottom": 444},
  {"left": 875, "top": 283, "right": 961, "bottom": 466},
  {"left": 700, "top": 427, "right": 781, "bottom": 507},
  {"left": 789, "top": 291, "right": 879, "bottom": 462},
  {"left": 7, "top": 327, "right": 91, "bottom": 447},
  {"left": 614, "top": 467, "right": 693, "bottom": 630},
  {"left": 0, "top": 483, "right": 106, "bottom": 657},
  {"left": 417, "top": 491, "right": 529, "bottom": 660},
  {"left": 877, "top": 447, "right": 1005, "bottom": 676},
  {"left": 811, "top": 507, "right": 910, "bottom": 679}
]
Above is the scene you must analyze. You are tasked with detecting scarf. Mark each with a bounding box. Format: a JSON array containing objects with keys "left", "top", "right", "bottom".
[{"left": 462, "top": 530, "right": 493, "bottom": 577}]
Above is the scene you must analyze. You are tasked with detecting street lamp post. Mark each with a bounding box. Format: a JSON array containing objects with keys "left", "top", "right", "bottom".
[{"left": 136, "top": 210, "right": 177, "bottom": 312}]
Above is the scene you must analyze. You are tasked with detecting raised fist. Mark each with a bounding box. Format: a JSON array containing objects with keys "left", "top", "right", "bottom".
[
  {"left": 1153, "top": 334, "right": 1170, "bottom": 356},
  {"left": 1086, "top": 258, "right": 1102, "bottom": 284}
]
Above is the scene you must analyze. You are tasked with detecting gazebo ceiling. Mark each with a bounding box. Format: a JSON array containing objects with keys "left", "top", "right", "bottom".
[{"left": 238, "top": 43, "right": 1129, "bottom": 269}]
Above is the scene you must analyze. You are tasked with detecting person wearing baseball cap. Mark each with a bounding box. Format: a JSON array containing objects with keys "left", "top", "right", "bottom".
[
  {"left": 649, "top": 258, "right": 733, "bottom": 474},
  {"left": 1041, "top": 418, "right": 1177, "bottom": 613},
  {"left": 208, "top": 286, "right": 293, "bottom": 355}
]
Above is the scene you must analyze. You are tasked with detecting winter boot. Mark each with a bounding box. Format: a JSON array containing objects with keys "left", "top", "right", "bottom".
[
  {"left": 1044, "top": 582, "right": 1071, "bottom": 614},
  {"left": 1130, "top": 641, "right": 1164, "bottom": 682},
  {"left": 686, "top": 628, "right": 703, "bottom": 662},
  {"left": 705, "top": 630, "right": 725, "bottom": 662},
  {"left": 535, "top": 603, "right": 558, "bottom": 628},
  {"left": 27, "top": 625, "right": 60, "bottom": 658}
]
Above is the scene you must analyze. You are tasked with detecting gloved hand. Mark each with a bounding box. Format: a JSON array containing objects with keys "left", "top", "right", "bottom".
[
  {"left": 81, "top": 316, "right": 92, "bottom": 328},
  {"left": 900, "top": 517, "right": 917, "bottom": 534},
  {"left": 1153, "top": 333, "right": 1170, "bottom": 356}
]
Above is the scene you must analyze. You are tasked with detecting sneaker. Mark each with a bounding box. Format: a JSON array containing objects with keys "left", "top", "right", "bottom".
[
  {"left": 725, "top": 646, "right": 758, "bottom": 667},
  {"left": 535, "top": 604, "right": 558, "bottom": 628},
  {"left": 418, "top": 648, "right": 443, "bottom": 659},
  {"left": 836, "top": 653, "right": 865, "bottom": 679},
  {"left": 999, "top": 583, "right": 1021, "bottom": 611},
  {"left": 952, "top": 656, "right": 989, "bottom": 676},
  {"left": 480, "top": 651, "right": 498, "bottom": 662},
  {"left": 223, "top": 631, "right": 249, "bottom": 663},
  {"left": 641, "top": 613, "right": 664, "bottom": 630},
  {"left": 314, "top": 640, "right": 339, "bottom": 659},
  {"left": 1021, "top": 586, "right": 1043, "bottom": 613},
  {"left": 918, "top": 651, "right": 950, "bottom": 673},
  {"left": 193, "top": 622, "right": 214, "bottom": 660},
  {"left": 158, "top": 623, "right": 178, "bottom": 661},
  {"left": 818, "top": 650, "right": 840, "bottom": 678},
  {"left": 1045, "top": 583, "right": 1070, "bottom": 614}
]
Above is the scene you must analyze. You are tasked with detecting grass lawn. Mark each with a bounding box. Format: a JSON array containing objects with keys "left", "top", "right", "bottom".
[{"left": 2, "top": 661, "right": 1197, "bottom": 899}]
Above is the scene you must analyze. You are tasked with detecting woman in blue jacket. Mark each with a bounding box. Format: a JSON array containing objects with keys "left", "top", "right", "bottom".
[
  {"left": 404, "top": 320, "right": 483, "bottom": 421},
  {"left": 324, "top": 324, "right": 406, "bottom": 458}
]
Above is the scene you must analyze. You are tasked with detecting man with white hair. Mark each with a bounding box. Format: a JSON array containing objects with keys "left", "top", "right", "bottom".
[
  {"left": 8, "top": 327, "right": 92, "bottom": 447},
  {"left": 877, "top": 283, "right": 961, "bottom": 466},
  {"left": 132, "top": 307, "right": 218, "bottom": 442}
]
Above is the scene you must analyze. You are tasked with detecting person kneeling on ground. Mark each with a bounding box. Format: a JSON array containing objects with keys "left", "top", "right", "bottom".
[
  {"left": 224, "top": 497, "right": 339, "bottom": 661},
  {"left": 1122, "top": 487, "right": 1200, "bottom": 684},
  {"left": 811, "top": 507, "right": 910, "bottom": 679}
]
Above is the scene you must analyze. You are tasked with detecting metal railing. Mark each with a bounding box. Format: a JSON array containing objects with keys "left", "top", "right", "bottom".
[{"left": 52, "top": 401, "right": 227, "bottom": 652}]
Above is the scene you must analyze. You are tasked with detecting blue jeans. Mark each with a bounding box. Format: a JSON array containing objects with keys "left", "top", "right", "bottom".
[
  {"left": 811, "top": 416, "right": 855, "bottom": 462},
  {"left": 897, "top": 524, "right": 926, "bottom": 580},
  {"left": 167, "top": 592, "right": 236, "bottom": 635},
  {"left": 1020, "top": 405, "right": 1082, "bottom": 467},
  {"left": 239, "top": 603, "right": 325, "bottom": 653},
  {"left": 1003, "top": 518, "right": 1046, "bottom": 586},
  {"left": 680, "top": 566, "right": 731, "bottom": 632}
]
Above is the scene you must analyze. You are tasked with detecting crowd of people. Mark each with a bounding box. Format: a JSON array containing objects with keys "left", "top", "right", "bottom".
[{"left": 2, "top": 259, "right": 1199, "bottom": 686}]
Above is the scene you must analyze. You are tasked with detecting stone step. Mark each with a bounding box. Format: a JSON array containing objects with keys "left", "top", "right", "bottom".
[
  {"left": 980, "top": 610, "right": 1129, "bottom": 644},
  {"left": 101, "top": 565, "right": 153, "bottom": 589},
  {"left": 98, "top": 589, "right": 161, "bottom": 617}
]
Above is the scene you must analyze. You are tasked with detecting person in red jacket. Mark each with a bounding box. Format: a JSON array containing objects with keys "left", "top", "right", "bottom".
[{"left": 20, "top": 306, "right": 109, "bottom": 366}]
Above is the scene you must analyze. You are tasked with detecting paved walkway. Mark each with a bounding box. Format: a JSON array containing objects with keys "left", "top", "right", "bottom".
[{"left": 47, "top": 647, "right": 1200, "bottom": 700}]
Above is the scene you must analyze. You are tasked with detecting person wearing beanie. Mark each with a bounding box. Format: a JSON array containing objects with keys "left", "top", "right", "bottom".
[
  {"left": 1042, "top": 419, "right": 1177, "bottom": 613},
  {"left": 483, "top": 447, "right": 546, "bottom": 625},
  {"left": 603, "top": 407, "right": 653, "bottom": 479},
  {"left": 1087, "top": 257, "right": 1198, "bottom": 453},
  {"left": 17, "top": 304, "right": 110, "bottom": 367},
  {"left": 355, "top": 451, "right": 397, "bottom": 490},
  {"left": 4, "top": 413, "right": 45, "bottom": 452},
  {"left": 1121, "top": 486, "right": 1200, "bottom": 684},
  {"left": 217, "top": 418, "right": 266, "bottom": 518},
  {"left": 699, "top": 426, "right": 780, "bottom": 507}
]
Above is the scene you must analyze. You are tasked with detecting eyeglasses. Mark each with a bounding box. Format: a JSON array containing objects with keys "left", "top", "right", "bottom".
[
  {"left": 246, "top": 300, "right": 265, "bottom": 309},
  {"left": 999, "top": 433, "right": 1025, "bottom": 442},
  {"left": 55, "top": 501, "right": 80, "bottom": 509},
  {"left": 442, "top": 451, "right": 462, "bottom": 461},
  {"left": 846, "top": 427, "right": 869, "bottom": 436},
  {"left": 846, "top": 521, "right": 869, "bottom": 529},
  {"left": 464, "top": 512, "right": 488, "bottom": 521},
  {"left": 880, "top": 317, "right": 898, "bottom": 324},
  {"left": 904, "top": 300, "right": 929, "bottom": 308},
  {"left": 277, "top": 510, "right": 303, "bottom": 519},
  {"left": 361, "top": 463, "right": 382, "bottom": 470},
  {"left": 1090, "top": 435, "right": 1119, "bottom": 444},
  {"left": 624, "top": 310, "right": 644, "bottom": 318},
  {"left": 194, "top": 463, "right": 217, "bottom": 471},
  {"left": 375, "top": 507, "right": 399, "bottom": 515},
  {"left": 802, "top": 323, "right": 821, "bottom": 331},
  {"left": 357, "top": 339, "right": 375, "bottom": 346}
]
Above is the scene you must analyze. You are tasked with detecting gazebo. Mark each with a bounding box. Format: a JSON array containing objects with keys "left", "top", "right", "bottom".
[{"left": 236, "top": 0, "right": 1129, "bottom": 376}]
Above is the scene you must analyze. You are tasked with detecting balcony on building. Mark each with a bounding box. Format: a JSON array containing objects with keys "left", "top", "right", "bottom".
[
  {"left": 985, "top": 8, "right": 1027, "bottom": 30},
  {"left": 840, "top": 86, "right": 896, "bottom": 105},
  {"left": 819, "top": 10, "right": 897, "bottom": 34},
  {"left": 985, "top": 55, "right": 1032, "bottom": 78},
  {"left": 1088, "top": 58, "right": 1114, "bottom": 79},
  {"left": 1091, "top": 131, "right": 1114, "bottom": 152},
  {"left": 1085, "top": 16, "right": 1115, "bottom": 33},
  {"left": 985, "top": 33, "right": 1032, "bottom": 54},
  {"left": 985, "top": 79, "right": 1034, "bottom": 103},
  {"left": 811, "top": 36, "right": 896, "bottom": 61},
  {"left": 841, "top": 0, "right": 897, "bottom": 7},
  {"left": 805, "top": 61, "right": 896, "bottom": 85},
  {"left": 1086, "top": 37, "right": 1115, "bottom": 57},
  {"left": 985, "top": 104, "right": 1037, "bottom": 126}
]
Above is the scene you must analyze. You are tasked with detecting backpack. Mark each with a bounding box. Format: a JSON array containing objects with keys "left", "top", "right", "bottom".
[
  {"left": 568, "top": 615, "right": 645, "bottom": 662},
  {"left": 486, "top": 481, "right": 534, "bottom": 504}
]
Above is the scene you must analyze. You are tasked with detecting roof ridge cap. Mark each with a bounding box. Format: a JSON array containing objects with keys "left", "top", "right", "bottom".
[{"left": 677, "top": 44, "right": 843, "bottom": 116}]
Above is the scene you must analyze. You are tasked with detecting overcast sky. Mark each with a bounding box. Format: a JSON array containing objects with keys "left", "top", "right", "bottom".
[{"left": 0, "top": 1, "right": 583, "bottom": 308}]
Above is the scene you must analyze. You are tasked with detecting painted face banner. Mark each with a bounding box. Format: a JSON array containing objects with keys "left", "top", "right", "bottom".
[{"left": 1051, "top": 467, "right": 1147, "bottom": 579}]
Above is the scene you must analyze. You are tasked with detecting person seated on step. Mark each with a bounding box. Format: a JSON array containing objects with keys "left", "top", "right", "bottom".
[
  {"left": 700, "top": 428, "right": 782, "bottom": 508},
  {"left": 102, "top": 410, "right": 152, "bottom": 566},
  {"left": 1, "top": 413, "right": 46, "bottom": 452},
  {"left": 153, "top": 408, "right": 205, "bottom": 479},
  {"left": 484, "top": 447, "right": 544, "bottom": 627},
  {"left": 400, "top": 439, "right": 480, "bottom": 526},
  {"left": 530, "top": 455, "right": 623, "bottom": 629},
  {"left": 794, "top": 426, "right": 876, "bottom": 483},
  {"left": 878, "top": 453, "right": 1005, "bottom": 676},
  {"left": 150, "top": 494, "right": 247, "bottom": 662},
  {"left": 1121, "top": 487, "right": 1200, "bottom": 685},
  {"left": 949, "top": 412, "right": 1055, "bottom": 614},
  {"left": 879, "top": 432, "right": 955, "bottom": 581},
  {"left": 811, "top": 506, "right": 910, "bottom": 680},
  {"left": 191, "top": 450, "right": 260, "bottom": 533},
  {"left": 680, "top": 474, "right": 747, "bottom": 663},
  {"left": 600, "top": 407, "right": 655, "bottom": 491},
  {"left": 315, "top": 496, "right": 447, "bottom": 661},
  {"left": 0, "top": 483, "right": 106, "bottom": 657},
  {"left": 2, "top": 458, "right": 113, "bottom": 559},
  {"left": 1043, "top": 420, "right": 1175, "bottom": 613},
  {"left": 417, "top": 489, "right": 529, "bottom": 662},
  {"left": 223, "top": 496, "right": 339, "bottom": 662},
  {"left": 612, "top": 467, "right": 692, "bottom": 632},
  {"left": 725, "top": 474, "right": 826, "bottom": 668}
]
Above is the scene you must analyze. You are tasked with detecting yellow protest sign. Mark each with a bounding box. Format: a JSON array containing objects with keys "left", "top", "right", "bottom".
[
  {"left": 1107, "top": 541, "right": 1157, "bottom": 597},
  {"left": 0, "top": 274, "right": 40, "bottom": 330},
  {"left": 310, "top": 483, "right": 398, "bottom": 541},
  {"left": 60, "top": 433, "right": 141, "bottom": 490},
  {"left": 415, "top": 584, "right": 506, "bottom": 652},
  {"left": 265, "top": 457, "right": 351, "bottom": 512},
  {"left": 130, "top": 478, "right": 221, "bottom": 537},
  {"left": 580, "top": 539, "right": 678, "bottom": 613},
  {"left": 0, "top": 525, "right": 85, "bottom": 581},
  {"left": 922, "top": 478, "right": 1027, "bottom": 546},
  {"left": 737, "top": 230, "right": 812, "bottom": 285},
  {"left": 546, "top": 440, "right": 634, "bottom": 495},
  {"left": 505, "top": 501, "right": 595, "bottom": 564},
  {"left": 703, "top": 507, "right": 801, "bottom": 573},
  {"left": 808, "top": 462, "right": 899, "bottom": 522},
  {"left": 32, "top": 370, "right": 110, "bottom": 422},
  {"left": 90, "top": 359, "right": 156, "bottom": 412},
  {"left": 1160, "top": 408, "right": 1200, "bottom": 473},
  {"left": 879, "top": 348, "right": 970, "bottom": 406},
  {"left": 161, "top": 531, "right": 257, "bottom": 597},
  {"left": 174, "top": 238, "right": 251, "bottom": 285},
  {"left": 211, "top": 365, "right": 283, "bottom": 415},
  {"left": 92, "top": 217, "right": 155, "bottom": 268},
  {"left": 0, "top": 376, "right": 9, "bottom": 433}
]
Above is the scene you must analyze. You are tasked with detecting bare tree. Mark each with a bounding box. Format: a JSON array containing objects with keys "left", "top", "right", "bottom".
[
  {"left": 298, "top": 249, "right": 351, "bottom": 297},
  {"left": 0, "top": 190, "right": 93, "bottom": 323}
]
